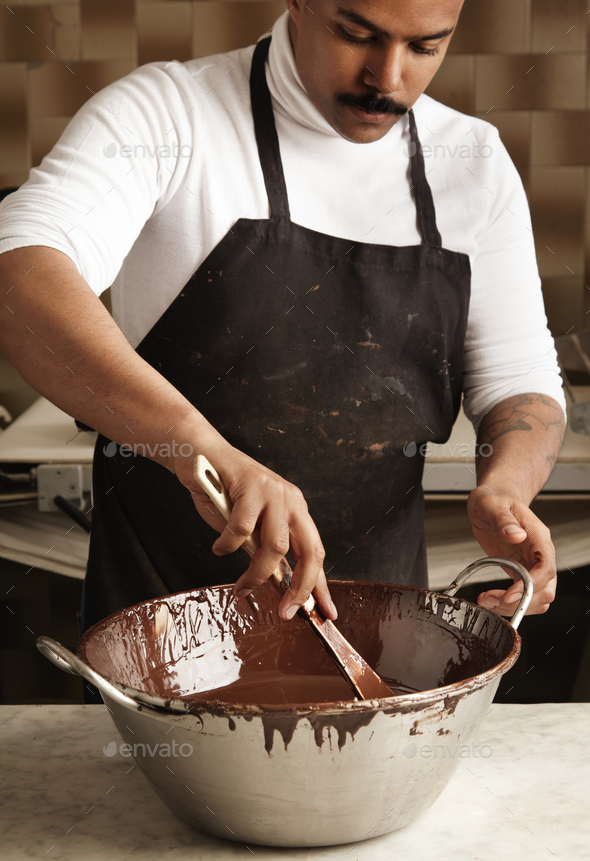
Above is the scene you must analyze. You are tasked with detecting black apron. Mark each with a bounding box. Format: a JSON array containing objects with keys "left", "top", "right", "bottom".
[{"left": 81, "top": 37, "right": 471, "bottom": 637}]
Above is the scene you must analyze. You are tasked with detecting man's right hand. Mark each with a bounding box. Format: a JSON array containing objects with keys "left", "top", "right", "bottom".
[{"left": 173, "top": 445, "right": 337, "bottom": 622}]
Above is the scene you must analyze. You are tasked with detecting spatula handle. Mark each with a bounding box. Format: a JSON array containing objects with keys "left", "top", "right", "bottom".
[{"left": 193, "top": 455, "right": 315, "bottom": 613}]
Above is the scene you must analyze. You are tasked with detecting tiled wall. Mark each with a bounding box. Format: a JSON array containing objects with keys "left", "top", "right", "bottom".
[
  {"left": 0, "top": 0, "right": 589, "bottom": 336},
  {"left": 427, "top": 0, "right": 590, "bottom": 338}
]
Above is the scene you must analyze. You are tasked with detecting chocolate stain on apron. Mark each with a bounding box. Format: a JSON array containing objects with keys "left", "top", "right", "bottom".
[{"left": 81, "top": 37, "right": 471, "bottom": 636}]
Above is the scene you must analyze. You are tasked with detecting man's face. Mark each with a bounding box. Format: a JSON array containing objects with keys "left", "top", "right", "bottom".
[{"left": 287, "top": 0, "right": 464, "bottom": 143}]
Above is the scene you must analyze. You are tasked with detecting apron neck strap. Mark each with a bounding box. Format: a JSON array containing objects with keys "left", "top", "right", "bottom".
[
  {"left": 407, "top": 109, "right": 442, "bottom": 248},
  {"left": 250, "top": 37, "right": 291, "bottom": 220}
]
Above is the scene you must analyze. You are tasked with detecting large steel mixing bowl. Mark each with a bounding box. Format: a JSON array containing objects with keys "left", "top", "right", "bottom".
[{"left": 38, "top": 557, "right": 532, "bottom": 848}]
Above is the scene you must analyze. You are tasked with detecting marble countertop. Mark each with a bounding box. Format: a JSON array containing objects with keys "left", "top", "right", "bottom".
[{"left": 1, "top": 703, "right": 588, "bottom": 860}]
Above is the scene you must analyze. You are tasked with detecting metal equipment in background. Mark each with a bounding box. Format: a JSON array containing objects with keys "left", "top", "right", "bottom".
[{"left": 0, "top": 398, "right": 95, "bottom": 579}]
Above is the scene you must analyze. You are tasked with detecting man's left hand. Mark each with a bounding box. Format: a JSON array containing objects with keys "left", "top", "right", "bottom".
[{"left": 466, "top": 486, "right": 557, "bottom": 616}]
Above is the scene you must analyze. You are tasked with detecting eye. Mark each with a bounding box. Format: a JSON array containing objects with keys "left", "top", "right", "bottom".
[
  {"left": 411, "top": 44, "right": 439, "bottom": 57},
  {"left": 338, "top": 24, "right": 374, "bottom": 44}
]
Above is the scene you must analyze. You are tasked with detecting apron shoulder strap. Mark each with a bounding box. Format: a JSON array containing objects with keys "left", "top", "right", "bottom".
[
  {"left": 408, "top": 109, "right": 442, "bottom": 248},
  {"left": 250, "top": 37, "right": 291, "bottom": 220}
]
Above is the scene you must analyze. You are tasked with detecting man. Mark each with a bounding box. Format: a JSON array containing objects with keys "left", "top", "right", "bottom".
[{"left": 0, "top": 0, "right": 565, "bottom": 635}]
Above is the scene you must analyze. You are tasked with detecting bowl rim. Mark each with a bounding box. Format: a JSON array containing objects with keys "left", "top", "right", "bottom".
[{"left": 77, "top": 580, "right": 522, "bottom": 718}]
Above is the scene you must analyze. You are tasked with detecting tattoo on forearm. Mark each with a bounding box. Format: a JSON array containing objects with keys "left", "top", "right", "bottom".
[{"left": 477, "top": 393, "right": 565, "bottom": 447}]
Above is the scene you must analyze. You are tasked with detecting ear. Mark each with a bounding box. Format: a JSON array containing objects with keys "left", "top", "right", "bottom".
[
  {"left": 286, "top": 0, "right": 304, "bottom": 51},
  {"left": 287, "top": 0, "right": 304, "bottom": 26}
]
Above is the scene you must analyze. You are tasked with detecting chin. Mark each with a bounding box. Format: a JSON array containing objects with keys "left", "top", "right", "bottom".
[
  {"left": 330, "top": 109, "right": 399, "bottom": 144},
  {"left": 337, "top": 123, "right": 393, "bottom": 144}
]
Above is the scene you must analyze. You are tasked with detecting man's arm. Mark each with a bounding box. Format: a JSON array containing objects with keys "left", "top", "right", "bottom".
[
  {"left": 0, "top": 246, "right": 336, "bottom": 620},
  {"left": 466, "top": 392, "right": 565, "bottom": 615}
]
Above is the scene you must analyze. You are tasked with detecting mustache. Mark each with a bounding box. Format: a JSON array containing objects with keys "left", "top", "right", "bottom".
[{"left": 336, "top": 92, "right": 409, "bottom": 116}]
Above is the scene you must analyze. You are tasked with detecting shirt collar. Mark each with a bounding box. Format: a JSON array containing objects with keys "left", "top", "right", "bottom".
[{"left": 266, "top": 12, "right": 340, "bottom": 136}]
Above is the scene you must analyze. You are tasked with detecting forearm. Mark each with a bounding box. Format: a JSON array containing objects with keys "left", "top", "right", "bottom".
[
  {"left": 474, "top": 392, "right": 565, "bottom": 504},
  {"left": 0, "top": 247, "right": 228, "bottom": 469},
  {"left": 466, "top": 392, "right": 564, "bottom": 615}
]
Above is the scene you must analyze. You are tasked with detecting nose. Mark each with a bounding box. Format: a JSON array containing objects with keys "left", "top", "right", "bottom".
[{"left": 363, "top": 44, "right": 404, "bottom": 96}]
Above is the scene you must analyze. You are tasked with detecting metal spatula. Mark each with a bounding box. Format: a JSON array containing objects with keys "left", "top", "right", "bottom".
[{"left": 194, "top": 455, "right": 393, "bottom": 701}]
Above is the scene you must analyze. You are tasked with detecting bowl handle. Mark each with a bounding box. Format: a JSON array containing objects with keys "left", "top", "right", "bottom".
[
  {"left": 36, "top": 636, "right": 148, "bottom": 713},
  {"left": 442, "top": 557, "right": 533, "bottom": 630}
]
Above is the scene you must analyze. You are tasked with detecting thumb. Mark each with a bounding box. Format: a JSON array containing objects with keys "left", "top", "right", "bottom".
[{"left": 493, "top": 508, "right": 527, "bottom": 542}]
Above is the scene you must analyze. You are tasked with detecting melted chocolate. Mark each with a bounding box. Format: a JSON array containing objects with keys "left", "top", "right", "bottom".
[
  {"left": 185, "top": 671, "right": 417, "bottom": 707},
  {"left": 78, "top": 580, "right": 517, "bottom": 751},
  {"left": 261, "top": 709, "right": 378, "bottom": 755}
]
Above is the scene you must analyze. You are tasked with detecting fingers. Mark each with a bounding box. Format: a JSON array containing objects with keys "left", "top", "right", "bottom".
[
  {"left": 468, "top": 488, "right": 527, "bottom": 544},
  {"left": 231, "top": 502, "right": 291, "bottom": 596},
  {"left": 478, "top": 587, "right": 523, "bottom": 616},
  {"left": 212, "top": 493, "right": 262, "bottom": 557},
  {"left": 311, "top": 568, "right": 338, "bottom": 621},
  {"left": 476, "top": 539, "right": 557, "bottom": 616},
  {"left": 467, "top": 488, "right": 557, "bottom": 616},
  {"left": 233, "top": 511, "right": 335, "bottom": 621},
  {"left": 190, "top": 488, "right": 231, "bottom": 536},
  {"left": 493, "top": 503, "right": 528, "bottom": 543},
  {"left": 278, "top": 512, "right": 332, "bottom": 620},
  {"left": 231, "top": 504, "right": 332, "bottom": 622},
  {"left": 187, "top": 452, "right": 329, "bottom": 617},
  {"left": 477, "top": 559, "right": 556, "bottom": 615},
  {"left": 478, "top": 585, "right": 552, "bottom": 616}
]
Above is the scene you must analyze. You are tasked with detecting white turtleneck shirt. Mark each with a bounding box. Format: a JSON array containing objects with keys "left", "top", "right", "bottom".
[{"left": 0, "top": 11, "right": 566, "bottom": 427}]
